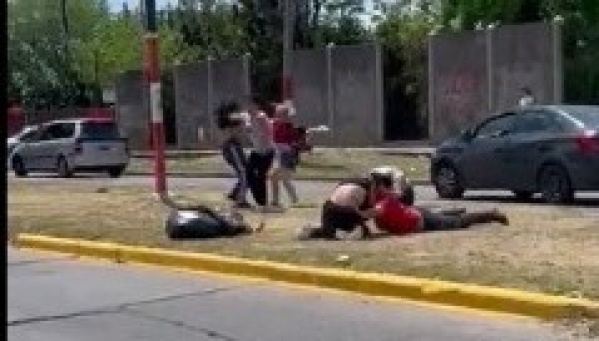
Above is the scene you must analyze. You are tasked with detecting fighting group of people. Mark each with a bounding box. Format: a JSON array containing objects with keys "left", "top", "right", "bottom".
[
  {"left": 214, "top": 96, "right": 510, "bottom": 240},
  {"left": 216, "top": 95, "right": 304, "bottom": 212}
]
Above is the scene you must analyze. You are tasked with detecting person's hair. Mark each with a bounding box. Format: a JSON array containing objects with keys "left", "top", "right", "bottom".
[
  {"left": 371, "top": 172, "right": 394, "bottom": 189},
  {"left": 521, "top": 87, "right": 532, "bottom": 95},
  {"left": 215, "top": 101, "right": 242, "bottom": 130},
  {"left": 249, "top": 94, "right": 270, "bottom": 111}
]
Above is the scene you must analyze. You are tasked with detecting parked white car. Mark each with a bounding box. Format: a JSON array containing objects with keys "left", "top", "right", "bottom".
[
  {"left": 10, "top": 118, "right": 130, "bottom": 178},
  {"left": 7, "top": 125, "right": 40, "bottom": 165}
]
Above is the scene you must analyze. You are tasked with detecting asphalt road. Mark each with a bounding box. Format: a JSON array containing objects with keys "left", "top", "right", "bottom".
[
  {"left": 8, "top": 247, "right": 581, "bottom": 341},
  {"left": 9, "top": 174, "right": 599, "bottom": 217}
]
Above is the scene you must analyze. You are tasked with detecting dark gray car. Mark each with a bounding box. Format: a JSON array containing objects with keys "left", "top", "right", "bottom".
[{"left": 431, "top": 105, "right": 599, "bottom": 203}]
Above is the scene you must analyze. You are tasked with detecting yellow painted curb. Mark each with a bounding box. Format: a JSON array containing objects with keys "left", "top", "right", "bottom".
[{"left": 13, "top": 233, "right": 599, "bottom": 320}]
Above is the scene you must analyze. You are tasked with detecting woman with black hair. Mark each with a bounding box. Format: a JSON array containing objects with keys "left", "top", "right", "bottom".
[{"left": 215, "top": 101, "right": 251, "bottom": 208}]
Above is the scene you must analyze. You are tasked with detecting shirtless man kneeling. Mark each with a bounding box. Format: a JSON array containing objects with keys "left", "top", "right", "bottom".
[{"left": 298, "top": 177, "right": 378, "bottom": 240}]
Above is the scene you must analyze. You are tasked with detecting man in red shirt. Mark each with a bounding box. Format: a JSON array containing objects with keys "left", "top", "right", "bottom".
[{"left": 370, "top": 169, "right": 509, "bottom": 235}]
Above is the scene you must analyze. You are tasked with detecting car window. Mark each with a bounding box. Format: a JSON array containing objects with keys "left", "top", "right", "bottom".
[
  {"left": 562, "top": 107, "right": 599, "bottom": 128},
  {"left": 511, "top": 111, "right": 563, "bottom": 134},
  {"left": 80, "top": 121, "right": 120, "bottom": 139},
  {"left": 474, "top": 114, "right": 517, "bottom": 139},
  {"left": 39, "top": 123, "right": 76, "bottom": 140}
]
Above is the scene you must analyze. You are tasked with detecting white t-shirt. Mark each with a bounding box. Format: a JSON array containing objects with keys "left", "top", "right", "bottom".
[{"left": 519, "top": 96, "right": 535, "bottom": 107}]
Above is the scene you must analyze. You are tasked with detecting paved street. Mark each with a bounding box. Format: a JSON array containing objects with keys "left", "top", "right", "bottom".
[
  {"left": 8, "top": 247, "right": 580, "bottom": 341},
  {"left": 9, "top": 174, "right": 599, "bottom": 217}
]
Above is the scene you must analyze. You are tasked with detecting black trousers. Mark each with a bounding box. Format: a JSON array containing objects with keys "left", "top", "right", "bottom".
[{"left": 246, "top": 149, "right": 274, "bottom": 206}]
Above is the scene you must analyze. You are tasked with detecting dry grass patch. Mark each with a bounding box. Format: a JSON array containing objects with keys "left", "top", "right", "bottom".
[
  {"left": 8, "top": 180, "right": 599, "bottom": 301},
  {"left": 127, "top": 150, "right": 430, "bottom": 180}
]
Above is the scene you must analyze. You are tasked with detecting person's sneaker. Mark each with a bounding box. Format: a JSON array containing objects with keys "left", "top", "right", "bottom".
[
  {"left": 296, "top": 224, "right": 318, "bottom": 240},
  {"left": 234, "top": 202, "right": 253, "bottom": 209},
  {"left": 493, "top": 210, "right": 509, "bottom": 225}
]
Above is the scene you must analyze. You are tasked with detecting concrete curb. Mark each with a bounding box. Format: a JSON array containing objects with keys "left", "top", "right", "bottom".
[
  {"left": 123, "top": 172, "right": 433, "bottom": 186},
  {"left": 13, "top": 233, "right": 599, "bottom": 320}
]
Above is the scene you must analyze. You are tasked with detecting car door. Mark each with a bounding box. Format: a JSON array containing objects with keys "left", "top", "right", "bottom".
[
  {"left": 457, "top": 113, "right": 517, "bottom": 189},
  {"left": 36, "top": 123, "right": 76, "bottom": 170},
  {"left": 18, "top": 124, "right": 51, "bottom": 170},
  {"left": 499, "top": 110, "right": 565, "bottom": 191}
]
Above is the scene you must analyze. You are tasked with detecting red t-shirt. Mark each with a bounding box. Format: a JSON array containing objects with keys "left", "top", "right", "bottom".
[
  {"left": 271, "top": 118, "right": 297, "bottom": 144},
  {"left": 374, "top": 194, "right": 423, "bottom": 235}
]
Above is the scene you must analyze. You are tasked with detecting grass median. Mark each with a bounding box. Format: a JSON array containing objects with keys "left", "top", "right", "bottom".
[
  {"left": 8, "top": 178, "right": 599, "bottom": 303},
  {"left": 126, "top": 149, "right": 431, "bottom": 181}
]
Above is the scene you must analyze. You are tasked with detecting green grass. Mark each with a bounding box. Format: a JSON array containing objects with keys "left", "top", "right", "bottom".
[
  {"left": 126, "top": 149, "right": 431, "bottom": 180},
  {"left": 8, "top": 179, "right": 599, "bottom": 304}
]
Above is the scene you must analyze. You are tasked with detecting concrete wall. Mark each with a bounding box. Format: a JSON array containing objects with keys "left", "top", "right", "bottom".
[
  {"left": 115, "top": 70, "right": 148, "bottom": 150},
  {"left": 290, "top": 47, "right": 331, "bottom": 145},
  {"left": 429, "top": 22, "right": 560, "bottom": 142},
  {"left": 291, "top": 43, "right": 383, "bottom": 146},
  {"left": 173, "top": 63, "right": 210, "bottom": 149},
  {"left": 173, "top": 58, "right": 249, "bottom": 150},
  {"left": 492, "top": 22, "right": 556, "bottom": 111},
  {"left": 430, "top": 30, "right": 488, "bottom": 142},
  {"left": 331, "top": 44, "right": 383, "bottom": 146}
]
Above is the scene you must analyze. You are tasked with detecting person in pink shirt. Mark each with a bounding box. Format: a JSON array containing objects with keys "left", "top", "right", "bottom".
[{"left": 269, "top": 103, "right": 300, "bottom": 207}]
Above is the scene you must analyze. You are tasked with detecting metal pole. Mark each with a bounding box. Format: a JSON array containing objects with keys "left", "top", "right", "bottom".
[
  {"left": 427, "top": 31, "right": 436, "bottom": 141},
  {"left": 552, "top": 16, "right": 564, "bottom": 104},
  {"left": 374, "top": 42, "right": 383, "bottom": 144},
  {"left": 326, "top": 42, "right": 334, "bottom": 145},
  {"left": 486, "top": 24, "right": 495, "bottom": 113},
  {"left": 142, "top": 0, "right": 167, "bottom": 195},
  {"left": 281, "top": 0, "right": 294, "bottom": 104},
  {"left": 206, "top": 55, "right": 213, "bottom": 147}
]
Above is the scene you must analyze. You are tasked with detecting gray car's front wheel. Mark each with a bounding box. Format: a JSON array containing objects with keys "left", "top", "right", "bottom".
[
  {"left": 433, "top": 163, "right": 464, "bottom": 199},
  {"left": 12, "top": 155, "right": 28, "bottom": 177},
  {"left": 537, "top": 164, "right": 573, "bottom": 204},
  {"left": 57, "top": 156, "right": 73, "bottom": 178}
]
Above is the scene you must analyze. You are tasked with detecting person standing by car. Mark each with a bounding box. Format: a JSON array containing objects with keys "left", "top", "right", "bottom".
[{"left": 518, "top": 87, "right": 536, "bottom": 107}]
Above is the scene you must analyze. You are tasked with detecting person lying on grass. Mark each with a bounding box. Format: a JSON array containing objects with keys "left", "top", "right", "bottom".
[
  {"left": 297, "top": 168, "right": 509, "bottom": 240},
  {"left": 370, "top": 170, "right": 509, "bottom": 235}
]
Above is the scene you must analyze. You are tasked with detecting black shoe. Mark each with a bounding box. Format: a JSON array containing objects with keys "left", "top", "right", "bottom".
[{"left": 235, "top": 202, "right": 252, "bottom": 209}]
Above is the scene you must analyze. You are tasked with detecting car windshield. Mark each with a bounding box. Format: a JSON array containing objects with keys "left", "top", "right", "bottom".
[
  {"left": 80, "top": 121, "right": 120, "bottom": 139},
  {"left": 561, "top": 107, "right": 599, "bottom": 128},
  {"left": 10, "top": 126, "right": 38, "bottom": 140}
]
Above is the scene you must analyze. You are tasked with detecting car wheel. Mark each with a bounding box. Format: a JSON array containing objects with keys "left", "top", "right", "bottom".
[
  {"left": 512, "top": 190, "right": 533, "bottom": 201},
  {"left": 12, "top": 155, "right": 28, "bottom": 177},
  {"left": 108, "top": 166, "right": 125, "bottom": 178},
  {"left": 433, "top": 163, "right": 464, "bottom": 199},
  {"left": 537, "top": 164, "right": 573, "bottom": 204},
  {"left": 57, "top": 156, "right": 73, "bottom": 178}
]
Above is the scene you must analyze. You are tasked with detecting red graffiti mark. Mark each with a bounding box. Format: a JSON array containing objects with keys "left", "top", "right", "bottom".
[{"left": 439, "top": 72, "right": 482, "bottom": 113}]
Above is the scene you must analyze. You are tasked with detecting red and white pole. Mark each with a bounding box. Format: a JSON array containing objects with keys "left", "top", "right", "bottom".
[{"left": 142, "top": 0, "right": 167, "bottom": 195}]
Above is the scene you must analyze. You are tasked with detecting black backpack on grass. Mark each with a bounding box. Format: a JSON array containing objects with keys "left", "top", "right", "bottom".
[{"left": 165, "top": 206, "right": 251, "bottom": 240}]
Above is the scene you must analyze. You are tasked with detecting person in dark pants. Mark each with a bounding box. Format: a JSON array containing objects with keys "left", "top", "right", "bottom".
[
  {"left": 215, "top": 101, "right": 251, "bottom": 208},
  {"left": 370, "top": 171, "right": 509, "bottom": 235},
  {"left": 298, "top": 177, "right": 378, "bottom": 240},
  {"left": 244, "top": 95, "right": 275, "bottom": 210}
]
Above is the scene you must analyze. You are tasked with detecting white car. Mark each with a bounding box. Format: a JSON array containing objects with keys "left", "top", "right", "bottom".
[
  {"left": 10, "top": 118, "right": 130, "bottom": 178},
  {"left": 7, "top": 125, "right": 40, "bottom": 164}
]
